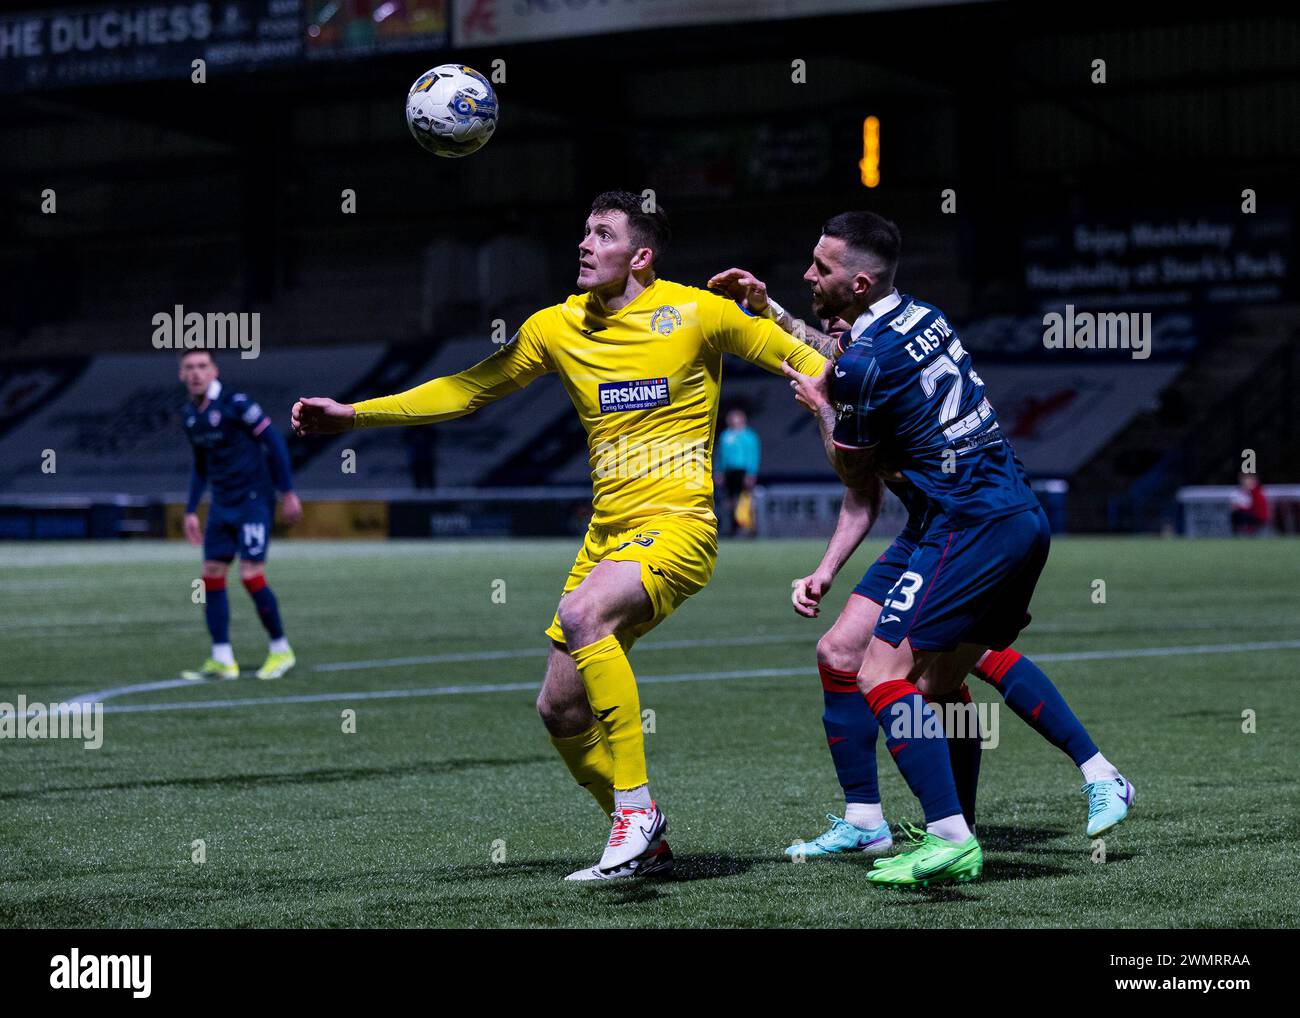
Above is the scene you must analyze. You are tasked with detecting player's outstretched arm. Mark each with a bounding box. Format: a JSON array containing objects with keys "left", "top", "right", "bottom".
[
  {"left": 708, "top": 267, "right": 840, "bottom": 357},
  {"left": 292, "top": 397, "right": 355, "bottom": 436},
  {"left": 708, "top": 267, "right": 772, "bottom": 315},
  {"left": 294, "top": 333, "right": 551, "bottom": 435},
  {"left": 709, "top": 289, "right": 828, "bottom": 382},
  {"left": 782, "top": 318, "right": 840, "bottom": 359}
]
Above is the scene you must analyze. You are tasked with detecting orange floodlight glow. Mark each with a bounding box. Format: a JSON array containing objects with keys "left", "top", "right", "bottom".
[{"left": 860, "top": 116, "right": 880, "bottom": 188}]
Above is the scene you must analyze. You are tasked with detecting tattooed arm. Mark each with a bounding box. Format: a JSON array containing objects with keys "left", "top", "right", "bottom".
[
  {"left": 781, "top": 359, "right": 880, "bottom": 494},
  {"left": 707, "top": 267, "right": 842, "bottom": 358}
]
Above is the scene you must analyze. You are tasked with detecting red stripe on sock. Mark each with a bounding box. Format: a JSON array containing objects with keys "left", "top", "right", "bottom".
[
  {"left": 864, "top": 677, "right": 915, "bottom": 716},
  {"left": 242, "top": 574, "right": 267, "bottom": 594},
  {"left": 818, "top": 662, "right": 859, "bottom": 693},
  {"left": 202, "top": 575, "right": 226, "bottom": 592},
  {"left": 975, "top": 647, "right": 1021, "bottom": 685}
]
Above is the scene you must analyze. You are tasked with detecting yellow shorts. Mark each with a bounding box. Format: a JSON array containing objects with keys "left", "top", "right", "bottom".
[{"left": 545, "top": 514, "right": 718, "bottom": 652}]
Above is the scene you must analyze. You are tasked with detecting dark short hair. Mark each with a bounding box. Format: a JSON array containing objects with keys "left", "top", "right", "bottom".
[
  {"left": 822, "top": 211, "right": 901, "bottom": 280},
  {"left": 590, "top": 190, "right": 671, "bottom": 262},
  {"left": 179, "top": 350, "right": 215, "bottom": 365}
]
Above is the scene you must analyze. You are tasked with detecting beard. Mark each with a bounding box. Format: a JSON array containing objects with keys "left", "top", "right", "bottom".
[{"left": 812, "top": 294, "right": 843, "bottom": 320}]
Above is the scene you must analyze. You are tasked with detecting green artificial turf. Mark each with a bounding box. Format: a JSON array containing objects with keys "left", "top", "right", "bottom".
[{"left": 1, "top": 537, "right": 1296, "bottom": 928}]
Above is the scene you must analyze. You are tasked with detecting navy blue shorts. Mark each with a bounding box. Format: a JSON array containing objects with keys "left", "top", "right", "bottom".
[
  {"left": 852, "top": 529, "right": 923, "bottom": 605},
  {"left": 873, "top": 505, "right": 1051, "bottom": 653},
  {"left": 204, "top": 498, "right": 274, "bottom": 563}
]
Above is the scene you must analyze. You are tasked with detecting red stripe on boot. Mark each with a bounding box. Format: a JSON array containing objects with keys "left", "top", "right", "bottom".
[
  {"left": 974, "top": 648, "right": 1021, "bottom": 686},
  {"left": 818, "top": 662, "right": 859, "bottom": 693},
  {"left": 242, "top": 574, "right": 267, "bottom": 594},
  {"left": 202, "top": 575, "right": 226, "bottom": 592},
  {"left": 863, "top": 677, "right": 915, "bottom": 716}
]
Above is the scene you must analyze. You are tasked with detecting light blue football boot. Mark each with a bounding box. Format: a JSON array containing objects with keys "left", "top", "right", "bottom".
[
  {"left": 784, "top": 814, "right": 893, "bottom": 860},
  {"left": 1083, "top": 775, "right": 1136, "bottom": 836}
]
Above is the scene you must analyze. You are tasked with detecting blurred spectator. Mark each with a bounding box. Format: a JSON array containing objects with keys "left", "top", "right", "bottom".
[
  {"left": 717, "top": 408, "right": 760, "bottom": 537},
  {"left": 1230, "top": 472, "right": 1269, "bottom": 534}
]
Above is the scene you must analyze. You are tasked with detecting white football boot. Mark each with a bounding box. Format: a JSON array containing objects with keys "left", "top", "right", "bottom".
[
  {"left": 564, "top": 802, "right": 667, "bottom": 882},
  {"left": 563, "top": 840, "right": 675, "bottom": 882}
]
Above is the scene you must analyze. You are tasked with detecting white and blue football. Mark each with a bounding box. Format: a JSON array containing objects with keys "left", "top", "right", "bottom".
[{"left": 405, "top": 64, "right": 498, "bottom": 159}]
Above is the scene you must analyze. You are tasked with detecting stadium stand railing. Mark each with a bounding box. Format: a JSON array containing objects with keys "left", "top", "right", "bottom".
[{"left": 1175, "top": 485, "right": 1300, "bottom": 537}]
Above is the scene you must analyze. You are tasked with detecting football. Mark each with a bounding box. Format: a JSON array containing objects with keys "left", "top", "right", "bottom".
[{"left": 405, "top": 64, "right": 498, "bottom": 158}]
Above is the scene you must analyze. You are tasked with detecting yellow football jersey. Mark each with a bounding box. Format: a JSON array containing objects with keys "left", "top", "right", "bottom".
[{"left": 351, "top": 278, "right": 827, "bottom": 528}]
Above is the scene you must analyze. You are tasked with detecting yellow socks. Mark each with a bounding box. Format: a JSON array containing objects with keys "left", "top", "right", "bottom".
[
  {"left": 569, "top": 634, "right": 648, "bottom": 791},
  {"left": 549, "top": 723, "right": 615, "bottom": 816}
]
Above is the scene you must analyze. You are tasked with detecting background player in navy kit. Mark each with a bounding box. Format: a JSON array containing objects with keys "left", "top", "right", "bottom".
[
  {"left": 783, "top": 213, "right": 1134, "bottom": 886},
  {"left": 179, "top": 351, "right": 302, "bottom": 681}
]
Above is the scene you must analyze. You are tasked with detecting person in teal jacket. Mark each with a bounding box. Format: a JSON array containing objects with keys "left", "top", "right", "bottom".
[{"left": 717, "top": 408, "right": 761, "bottom": 536}]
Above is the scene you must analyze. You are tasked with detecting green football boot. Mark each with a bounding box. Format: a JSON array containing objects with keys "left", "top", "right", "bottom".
[
  {"left": 866, "top": 820, "right": 927, "bottom": 866},
  {"left": 181, "top": 657, "right": 240, "bottom": 681},
  {"left": 256, "top": 648, "right": 296, "bottom": 680},
  {"left": 866, "top": 823, "right": 982, "bottom": 887}
]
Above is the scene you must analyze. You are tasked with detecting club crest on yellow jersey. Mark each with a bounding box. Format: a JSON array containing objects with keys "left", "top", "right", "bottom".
[{"left": 650, "top": 305, "right": 683, "bottom": 335}]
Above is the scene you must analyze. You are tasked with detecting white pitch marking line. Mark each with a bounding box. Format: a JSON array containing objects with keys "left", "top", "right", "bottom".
[
  {"left": 47, "top": 638, "right": 1300, "bottom": 717},
  {"left": 62, "top": 633, "right": 807, "bottom": 705},
  {"left": 66, "top": 678, "right": 201, "bottom": 704},
  {"left": 311, "top": 632, "right": 800, "bottom": 672}
]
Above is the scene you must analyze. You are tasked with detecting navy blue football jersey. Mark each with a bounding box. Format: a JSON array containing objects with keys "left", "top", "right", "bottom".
[
  {"left": 183, "top": 383, "right": 278, "bottom": 508},
  {"left": 831, "top": 295, "right": 1038, "bottom": 528},
  {"left": 882, "top": 473, "right": 938, "bottom": 538}
]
